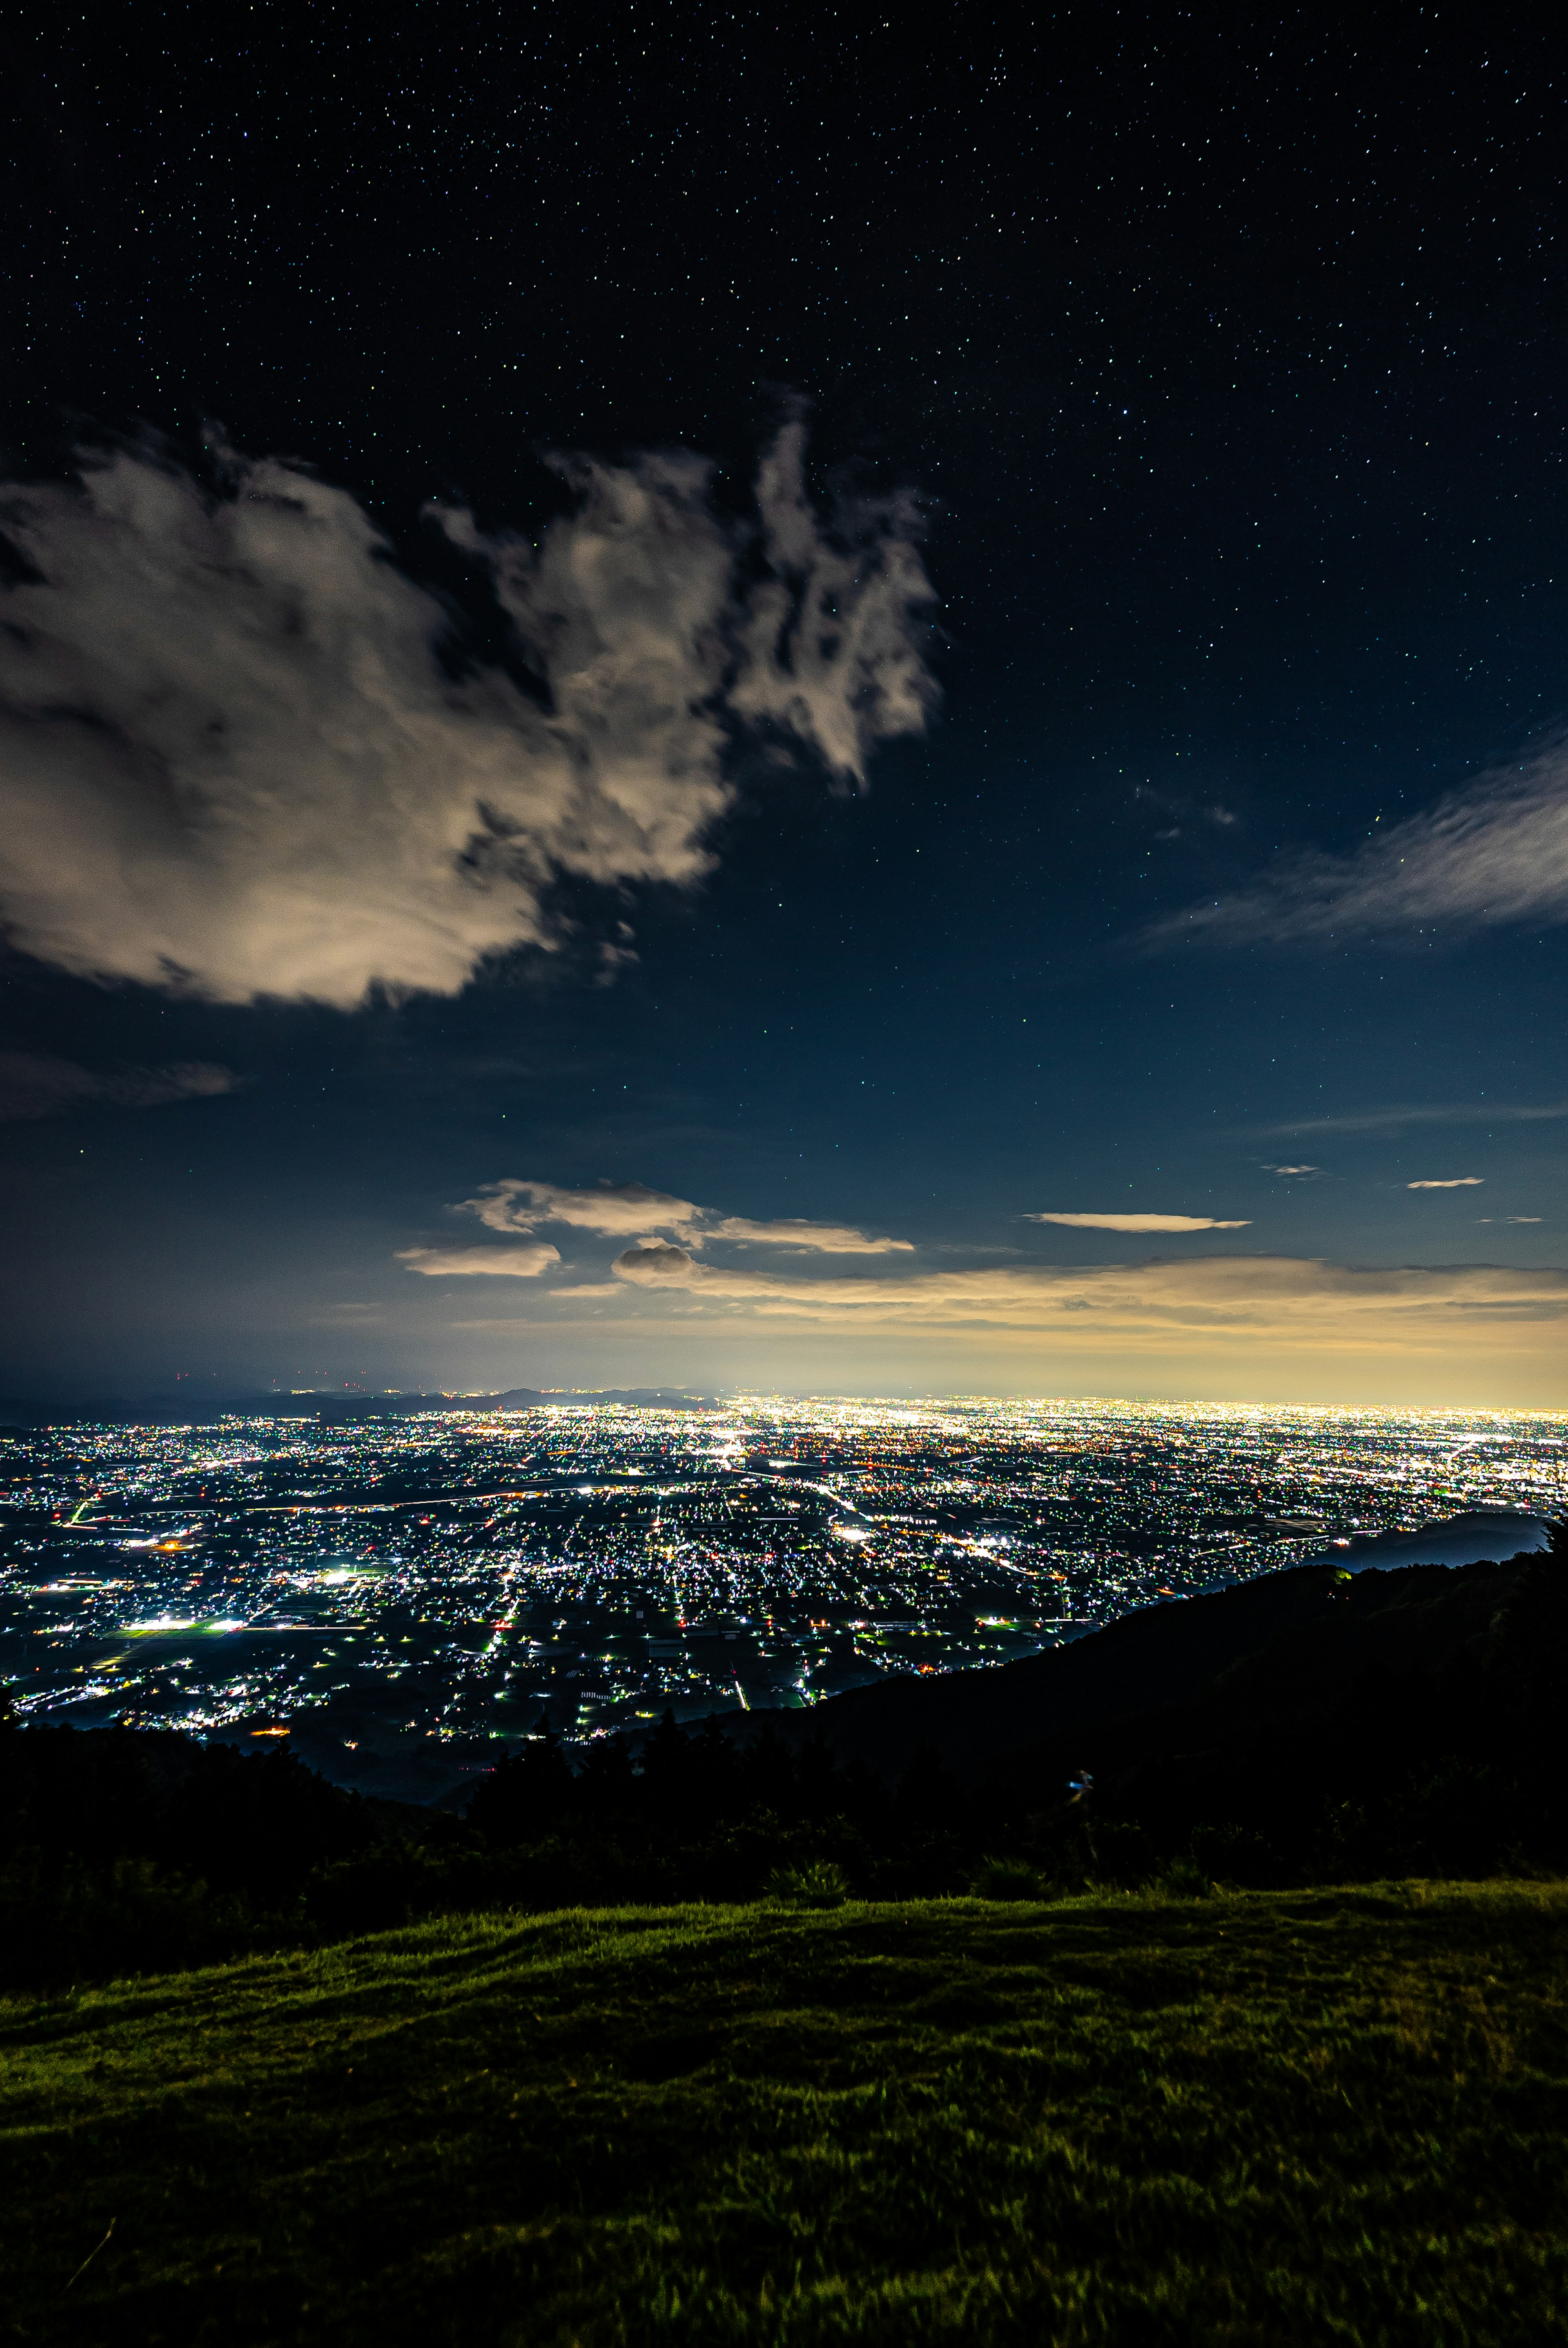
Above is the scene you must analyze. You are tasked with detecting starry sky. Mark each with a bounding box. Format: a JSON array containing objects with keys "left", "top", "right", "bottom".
[{"left": 2, "top": 2, "right": 1565, "bottom": 1407}]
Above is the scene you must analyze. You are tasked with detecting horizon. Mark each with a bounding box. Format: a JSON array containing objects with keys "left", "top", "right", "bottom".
[
  {"left": 3, "top": 15, "right": 1565, "bottom": 1409},
  {"left": 10, "top": 1382, "right": 1568, "bottom": 1428}
]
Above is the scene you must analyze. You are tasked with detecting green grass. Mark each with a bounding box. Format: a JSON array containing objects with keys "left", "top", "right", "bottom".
[{"left": 4, "top": 1884, "right": 1567, "bottom": 2345}]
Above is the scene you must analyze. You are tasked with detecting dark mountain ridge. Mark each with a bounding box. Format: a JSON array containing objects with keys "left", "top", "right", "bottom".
[
  {"left": 731, "top": 1544, "right": 1567, "bottom": 1884},
  {"left": 748, "top": 1552, "right": 1540, "bottom": 1780}
]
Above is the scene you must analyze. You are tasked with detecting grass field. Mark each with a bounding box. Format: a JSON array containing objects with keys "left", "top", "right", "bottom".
[{"left": 4, "top": 1883, "right": 1566, "bottom": 2345}]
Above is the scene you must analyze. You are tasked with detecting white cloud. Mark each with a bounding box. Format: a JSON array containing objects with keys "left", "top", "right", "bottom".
[
  {"left": 1408, "top": 1177, "right": 1483, "bottom": 1190},
  {"left": 1263, "top": 1164, "right": 1320, "bottom": 1178},
  {"left": 1154, "top": 741, "right": 1568, "bottom": 948},
  {"left": 397, "top": 1242, "right": 561, "bottom": 1277},
  {"left": 0, "top": 1049, "right": 236, "bottom": 1122},
  {"left": 457, "top": 1179, "right": 910, "bottom": 1252},
  {"left": 1027, "top": 1211, "right": 1252, "bottom": 1232},
  {"left": 0, "top": 424, "right": 935, "bottom": 1006}
]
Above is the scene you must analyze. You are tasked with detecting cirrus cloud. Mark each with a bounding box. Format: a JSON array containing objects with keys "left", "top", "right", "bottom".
[
  {"left": 1154, "top": 741, "right": 1568, "bottom": 950},
  {"left": 1027, "top": 1211, "right": 1251, "bottom": 1232},
  {"left": 0, "top": 1049, "right": 237, "bottom": 1122},
  {"left": 0, "top": 420, "right": 935, "bottom": 1006},
  {"left": 1408, "top": 1177, "right": 1483, "bottom": 1190}
]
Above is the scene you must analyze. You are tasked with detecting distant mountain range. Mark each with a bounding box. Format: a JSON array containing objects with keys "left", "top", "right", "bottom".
[{"left": 0, "top": 1387, "right": 717, "bottom": 1427}]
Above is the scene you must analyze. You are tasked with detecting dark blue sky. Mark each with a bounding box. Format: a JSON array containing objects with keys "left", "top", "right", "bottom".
[{"left": 2, "top": 2, "right": 1565, "bottom": 1405}]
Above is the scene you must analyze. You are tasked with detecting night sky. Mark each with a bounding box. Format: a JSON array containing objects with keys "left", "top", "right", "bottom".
[{"left": 3, "top": 3, "right": 1565, "bottom": 1406}]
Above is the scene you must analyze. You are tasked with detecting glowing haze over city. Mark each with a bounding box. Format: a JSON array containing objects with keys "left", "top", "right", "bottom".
[
  {"left": 6, "top": 1398, "right": 1561, "bottom": 1796},
  {"left": 3, "top": 8, "right": 1566, "bottom": 1771}
]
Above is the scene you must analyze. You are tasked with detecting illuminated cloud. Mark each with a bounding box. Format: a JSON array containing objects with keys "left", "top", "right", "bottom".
[
  {"left": 612, "top": 1242, "right": 701, "bottom": 1284},
  {"left": 0, "top": 1049, "right": 236, "bottom": 1122},
  {"left": 464, "top": 1181, "right": 702, "bottom": 1239},
  {"left": 1154, "top": 740, "right": 1568, "bottom": 948},
  {"left": 1408, "top": 1177, "right": 1483, "bottom": 1190},
  {"left": 0, "top": 423, "right": 935, "bottom": 1006},
  {"left": 1027, "top": 1211, "right": 1251, "bottom": 1232},
  {"left": 459, "top": 1179, "right": 909, "bottom": 1252},
  {"left": 1263, "top": 1164, "right": 1320, "bottom": 1178},
  {"left": 705, "top": 1215, "right": 913, "bottom": 1253},
  {"left": 397, "top": 1242, "right": 561, "bottom": 1277},
  {"left": 592, "top": 1248, "right": 1568, "bottom": 1357}
]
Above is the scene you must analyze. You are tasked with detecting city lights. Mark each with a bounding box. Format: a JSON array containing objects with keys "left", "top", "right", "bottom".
[{"left": 2, "top": 1397, "right": 1561, "bottom": 1788}]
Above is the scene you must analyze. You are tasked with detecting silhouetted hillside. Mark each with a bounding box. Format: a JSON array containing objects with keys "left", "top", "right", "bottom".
[
  {"left": 753, "top": 1552, "right": 1548, "bottom": 1777},
  {"left": 4, "top": 1543, "right": 1564, "bottom": 1985},
  {"left": 747, "top": 1545, "right": 1568, "bottom": 1882}
]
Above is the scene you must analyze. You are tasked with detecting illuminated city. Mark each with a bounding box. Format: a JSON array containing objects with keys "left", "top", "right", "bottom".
[{"left": 3, "top": 1395, "right": 1562, "bottom": 1795}]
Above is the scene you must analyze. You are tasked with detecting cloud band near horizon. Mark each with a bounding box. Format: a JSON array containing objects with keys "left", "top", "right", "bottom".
[{"left": 554, "top": 1244, "right": 1568, "bottom": 1356}]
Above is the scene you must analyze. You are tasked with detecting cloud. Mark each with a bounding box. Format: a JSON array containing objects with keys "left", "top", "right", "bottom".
[
  {"left": 1026, "top": 1211, "right": 1252, "bottom": 1232},
  {"left": 0, "top": 1049, "right": 236, "bottom": 1122},
  {"left": 0, "top": 421, "right": 936, "bottom": 1006},
  {"left": 705, "top": 1215, "right": 913, "bottom": 1253},
  {"left": 1263, "top": 1164, "right": 1320, "bottom": 1178},
  {"left": 612, "top": 1242, "right": 701, "bottom": 1284},
  {"left": 1407, "top": 1177, "right": 1483, "bottom": 1190},
  {"left": 1153, "top": 741, "right": 1568, "bottom": 948},
  {"left": 458, "top": 1178, "right": 910, "bottom": 1252},
  {"left": 464, "top": 1180, "right": 701, "bottom": 1239},
  {"left": 1265, "top": 1100, "right": 1568, "bottom": 1137},
  {"left": 595, "top": 1246, "right": 1568, "bottom": 1352},
  {"left": 397, "top": 1242, "right": 561, "bottom": 1277}
]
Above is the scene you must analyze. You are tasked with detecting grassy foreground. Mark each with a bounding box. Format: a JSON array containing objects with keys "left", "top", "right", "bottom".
[{"left": 3, "top": 1885, "right": 1566, "bottom": 2346}]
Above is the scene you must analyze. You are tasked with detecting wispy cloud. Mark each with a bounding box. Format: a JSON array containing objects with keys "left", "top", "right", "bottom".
[
  {"left": 457, "top": 1178, "right": 910, "bottom": 1253},
  {"left": 1152, "top": 741, "right": 1568, "bottom": 949},
  {"left": 1408, "top": 1177, "right": 1483, "bottom": 1190},
  {"left": 1027, "top": 1211, "right": 1251, "bottom": 1233},
  {"left": 1262, "top": 1164, "right": 1321, "bottom": 1178},
  {"left": 397, "top": 1243, "right": 561, "bottom": 1278},
  {"left": 1263, "top": 1100, "right": 1568, "bottom": 1138},
  {"left": 0, "top": 1050, "right": 236, "bottom": 1122},
  {"left": 0, "top": 420, "right": 935, "bottom": 1006},
  {"left": 706, "top": 1215, "right": 913, "bottom": 1254}
]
